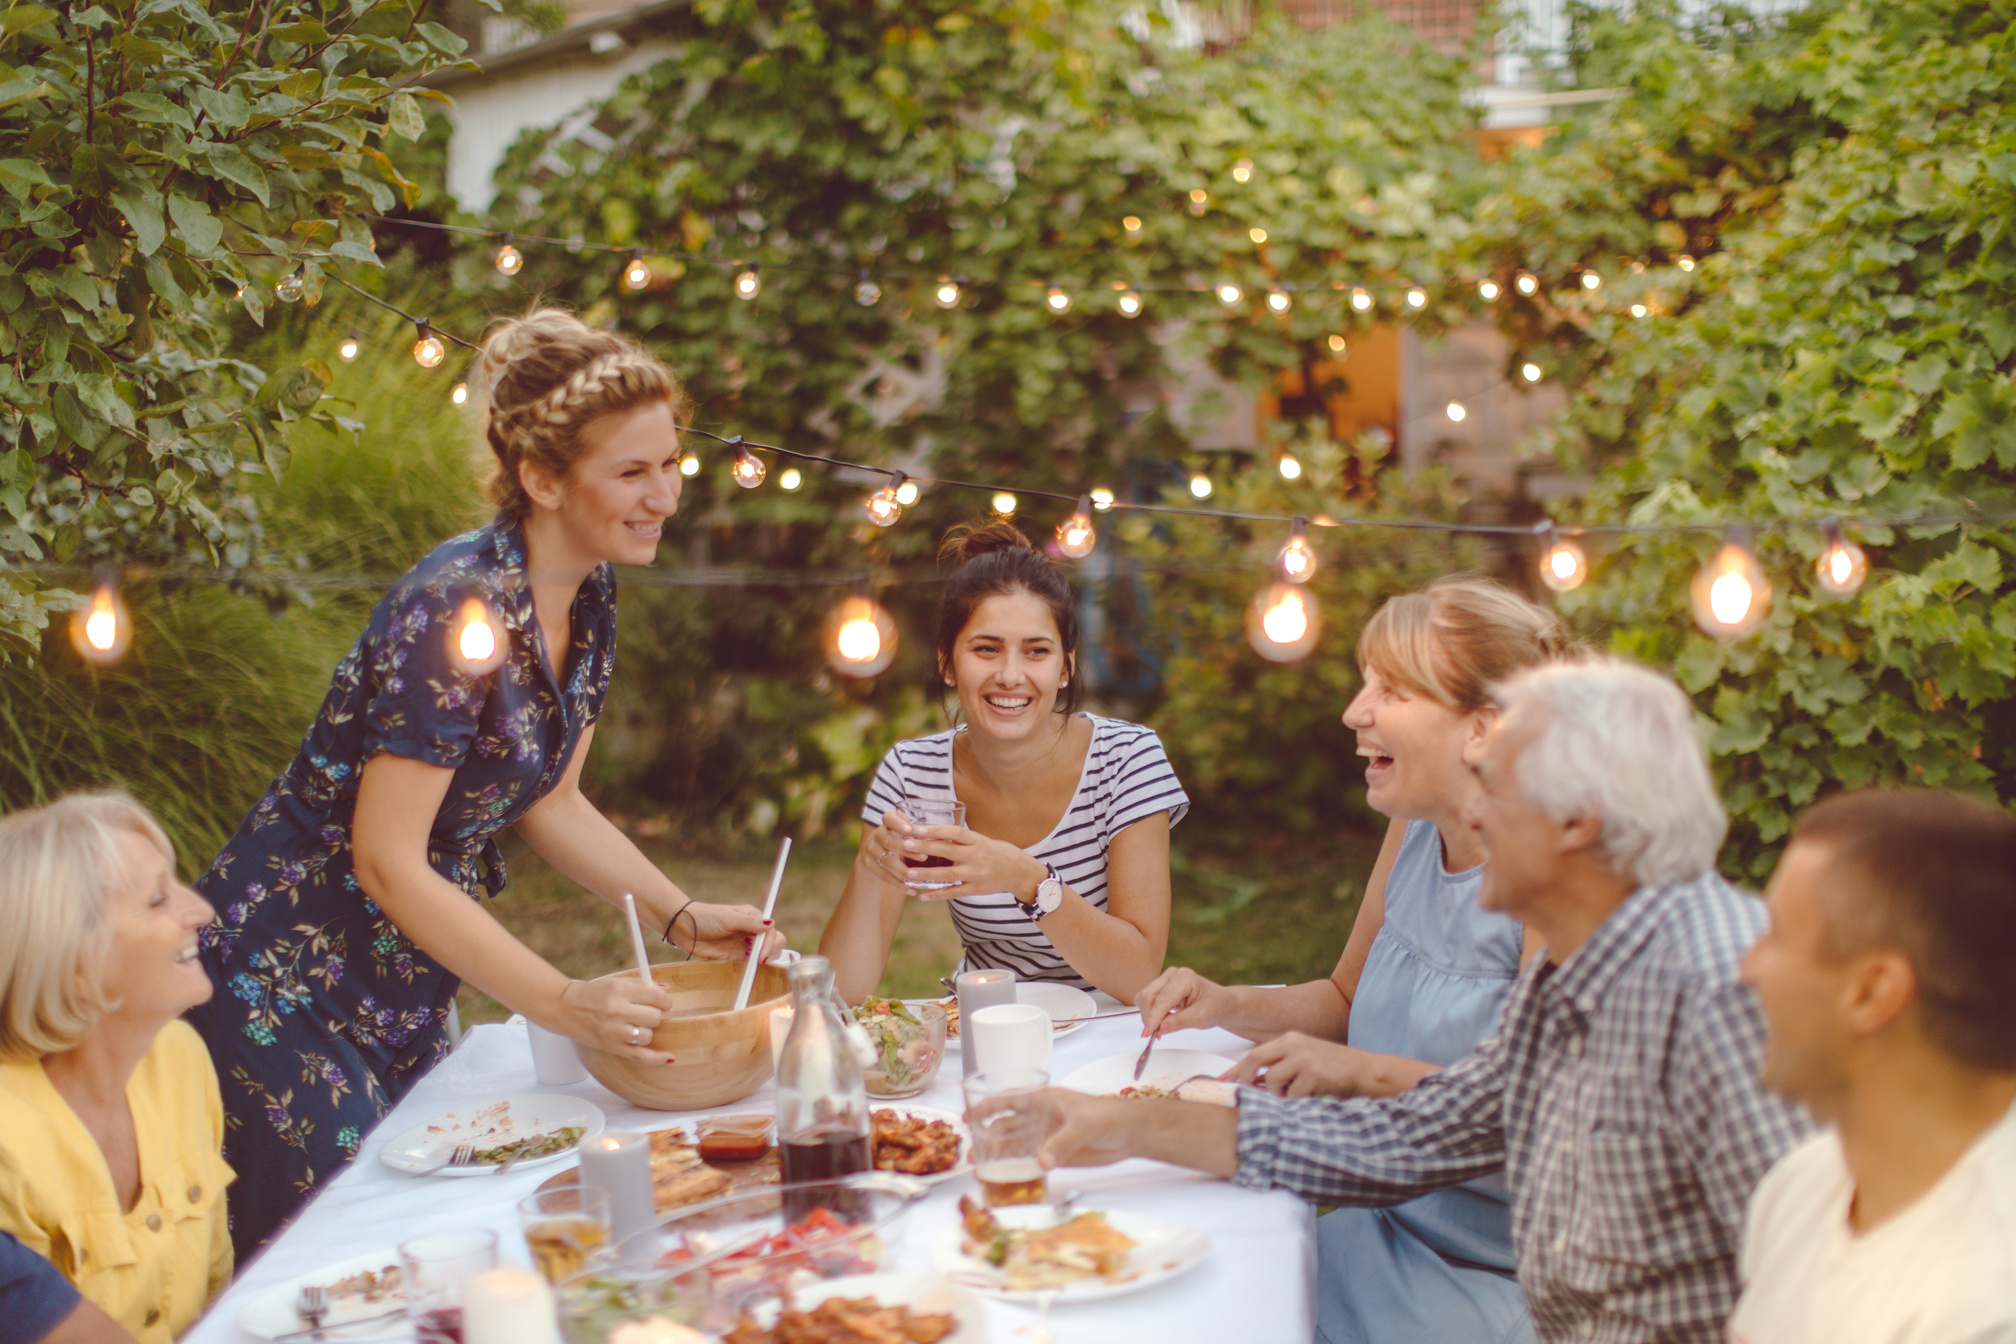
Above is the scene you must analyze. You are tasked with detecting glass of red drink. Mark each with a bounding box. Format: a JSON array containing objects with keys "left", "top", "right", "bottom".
[
  {"left": 398, "top": 1229, "right": 498, "bottom": 1344},
  {"left": 899, "top": 799, "right": 965, "bottom": 891}
]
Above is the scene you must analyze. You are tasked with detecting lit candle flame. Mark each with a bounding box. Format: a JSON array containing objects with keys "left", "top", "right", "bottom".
[{"left": 85, "top": 591, "right": 118, "bottom": 651}]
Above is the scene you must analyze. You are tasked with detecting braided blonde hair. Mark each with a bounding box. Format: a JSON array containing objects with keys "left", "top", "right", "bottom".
[{"left": 477, "top": 309, "right": 685, "bottom": 519}]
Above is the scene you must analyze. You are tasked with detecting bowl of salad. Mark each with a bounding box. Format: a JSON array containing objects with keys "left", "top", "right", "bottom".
[{"left": 857, "top": 997, "right": 947, "bottom": 1099}]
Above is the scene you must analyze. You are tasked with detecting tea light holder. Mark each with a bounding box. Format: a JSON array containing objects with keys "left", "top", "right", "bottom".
[
  {"left": 462, "top": 1267, "right": 560, "bottom": 1344},
  {"left": 954, "top": 969, "right": 1016, "bottom": 1074},
  {"left": 577, "top": 1131, "right": 654, "bottom": 1243}
]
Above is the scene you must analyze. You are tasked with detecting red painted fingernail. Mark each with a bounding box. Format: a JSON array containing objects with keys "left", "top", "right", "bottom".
[{"left": 763, "top": 919, "right": 774, "bottom": 926}]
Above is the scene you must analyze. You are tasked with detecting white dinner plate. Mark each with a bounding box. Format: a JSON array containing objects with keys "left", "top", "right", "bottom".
[
  {"left": 234, "top": 1248, "right": 408, "bottom": 1342},
  {"left": 870, "top": 1102, "right": 973, "bottom": 1186},
  {"left": 378, "top": 1094, "right": 605, "bottom": 1177},
  {"left": 745, "top": 1272, "right": 987, "bottom": 1342},
  {"left": 1057, "top": 1051, "right": 1239, "bottom": 1106},
  {"left": 933, "top": 1205, "right": 1211, "bottom": 1304},
  {"left": 1017, "top": 982, "right": 1096, "bottom": 1036}
]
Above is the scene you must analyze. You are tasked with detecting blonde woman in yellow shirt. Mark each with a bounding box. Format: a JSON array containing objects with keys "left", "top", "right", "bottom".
[{"left": 0, "top": 794, "right": 232, "bottom": 1344}]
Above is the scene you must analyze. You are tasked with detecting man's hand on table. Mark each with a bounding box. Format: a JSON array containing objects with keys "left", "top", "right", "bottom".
[{"left": 1018, "top": 1088, "right": 1240, "bottom": 1179}]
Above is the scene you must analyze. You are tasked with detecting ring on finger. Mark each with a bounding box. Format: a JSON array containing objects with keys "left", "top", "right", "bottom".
[{"left": 631, "top": 1024, "right": 646, "bottom": 1044}]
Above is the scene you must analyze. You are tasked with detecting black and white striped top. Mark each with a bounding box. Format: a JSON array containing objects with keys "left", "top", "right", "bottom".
[{"left": 860, "top": 714, "right": 1190, "bottom": 990}]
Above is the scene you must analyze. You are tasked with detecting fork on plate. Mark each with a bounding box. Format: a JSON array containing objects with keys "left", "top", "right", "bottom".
[
  {"left": 411, "top": 1142, "right": 476, "bottom": 1176},
  {"left": 294, "top": 1284, "right": 328, "bottom": 1340}
]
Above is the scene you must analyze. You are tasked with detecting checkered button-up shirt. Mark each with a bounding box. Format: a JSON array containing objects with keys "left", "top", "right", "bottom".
[{"left": 1235, "top": 875, "right": 1815, "bottom": 1344}]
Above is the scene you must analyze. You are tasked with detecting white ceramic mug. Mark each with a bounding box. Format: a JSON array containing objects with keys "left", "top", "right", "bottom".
[
  {"left": 969, "top": 1002, "right": 1052, "bottom": 1074},
  {"left": 526, "top": 1020, "right": 587, "bottom": 1086}
]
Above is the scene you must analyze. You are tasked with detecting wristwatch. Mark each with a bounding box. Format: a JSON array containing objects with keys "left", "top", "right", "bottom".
[{"left": 1021, "top": 863, "right": 1064, "bottom": 922}]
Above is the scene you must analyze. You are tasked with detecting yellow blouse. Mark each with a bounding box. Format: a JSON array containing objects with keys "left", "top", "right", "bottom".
[{"left": 0, "top": 1021, "right": 234, "bottom": 1344}]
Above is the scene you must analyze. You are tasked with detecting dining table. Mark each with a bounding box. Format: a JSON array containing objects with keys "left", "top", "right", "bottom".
[{"left": 185, "top": 995, "right": 1316, "bottom": 1344}]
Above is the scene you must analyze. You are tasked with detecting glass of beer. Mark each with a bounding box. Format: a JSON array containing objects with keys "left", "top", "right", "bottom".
[
  {"left": 899, "top": 799, "right": 966, "bottom": 891},
  {"left": 517, "top": 1186, "right": 611, "bottom": 1284},
  {"left": 962, "top": 1067, "right": 1051, "bottom": 1206}
]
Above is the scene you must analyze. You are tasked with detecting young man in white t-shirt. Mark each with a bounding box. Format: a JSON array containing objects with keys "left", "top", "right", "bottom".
[{"left": 1732, "top": 788, "right": 2016, "bottom": 1344}]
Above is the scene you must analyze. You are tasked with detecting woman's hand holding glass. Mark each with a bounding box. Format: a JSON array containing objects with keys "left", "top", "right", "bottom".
[{"left": 873, "top": 810, "right": 1045, "bottom": 904}]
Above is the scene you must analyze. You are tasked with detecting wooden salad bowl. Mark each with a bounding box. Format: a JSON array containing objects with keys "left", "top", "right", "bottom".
[{"left": 577, "top": 959, "right": 790, "bottom": 1111}]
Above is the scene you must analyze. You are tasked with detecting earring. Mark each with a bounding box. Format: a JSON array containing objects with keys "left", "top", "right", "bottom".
[{"left": 944, "top": 677, "right": 955, "bottom": 687}]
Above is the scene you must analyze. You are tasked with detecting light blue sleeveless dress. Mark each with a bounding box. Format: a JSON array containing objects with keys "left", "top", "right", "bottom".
[{"left": 1316, "top": 820, "right": 1535, "bottom": 1344}]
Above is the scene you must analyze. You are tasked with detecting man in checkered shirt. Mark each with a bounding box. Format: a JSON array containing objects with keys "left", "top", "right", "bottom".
[{"left": 1029, "top": 659, "right": 1815, "bottom": 1343}]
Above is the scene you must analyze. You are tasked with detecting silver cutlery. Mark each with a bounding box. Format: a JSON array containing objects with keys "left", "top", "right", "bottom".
[
  {"left": 293, "top": 1284, "right": 328, "bottom": 1341},
  {"left": 1132, "top": 1029, "right": 1157, "bottom": 1082},
  {"left": 273, "top": 1308, "right": 406, "bottom": 1342},
  {"left": 409, "top": 1142, "right": 476, "bottom": 1177}
]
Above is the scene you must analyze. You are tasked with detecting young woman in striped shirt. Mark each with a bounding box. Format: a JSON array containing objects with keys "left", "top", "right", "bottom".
[{"left": 819, "top": 522, "right": 1188, "bottom": 1003}]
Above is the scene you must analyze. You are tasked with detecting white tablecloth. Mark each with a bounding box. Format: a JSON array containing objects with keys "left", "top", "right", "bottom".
[{"left": 186, "top": 1007, "right": 1314, "bottom": 1344}]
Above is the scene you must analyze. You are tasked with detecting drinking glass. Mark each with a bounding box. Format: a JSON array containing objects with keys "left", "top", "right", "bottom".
[
  {"left": 398, "top": 1229, "right": 499, "bottom": 1344},
  {"left": 962, "top": 1068, "right": 1051, "bottom": 1206},
  {"left": 517, "top": 1186, "right": 611, "bottom": 1285},
  {"left": 899, "top": 800, "right": 965, "bottom": 891}
]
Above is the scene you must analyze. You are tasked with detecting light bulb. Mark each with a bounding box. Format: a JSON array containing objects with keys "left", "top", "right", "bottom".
[
  {"left": 1045, "top": 283, "right": 1073, "bottom": 314},
  {"left": 1250, "top": 227, "right": 1268, "bottom": 244},
  {"left": 1248, "top": 582, "right": 1321, "bottom": 662},
  {"left": 1534, "top": 524, "right": 1587, "bottom": 593},
  {"left": 1581, "top": 270, "right": 1601, "bottom": 291},
  {"left": 1630, "top": 303, "right": 1647, "bottom": 318},
  {"left": 1216, "top": 282, "right": 1242, "bottom": 307},
  {"left": 991, "top": 491, "right": 1017, "bottom": 516},
  {"left": 855, "top": 274, "right": 881, "bottom": 306},
  {"left": 1278, "top": 454, "right": 1302, "bottom": 480},
  {"left": 1117, "top": 288, "right": 1143, "bottom": 317},
  {"left": 1122, "top": 215, "right": 1143, "bottom": 239},
  {"left": 1266, "top": 288, "right": 1291, "bottom": 313},
  {"left": 1278, "top": 518, "right": 1317, "bottom": 584},
  {"left": 1814, "top": 519, "right": 1868, "bottom": 597},
  {"left": 1521, "top": 362, "right": 1542, "bottom": 383},
  {"left": 1678, "top": 254, "right": 1696, "bottom": 272},
  {"left": 1406, "top": 285, "right": 1427, "bottom": 309},
  {"left": 1056, "top": 497, "right": 1097, "bottom": 559},
  {"left": 1350, "top": 286, "right": 1372, "bottom": 312},
  {"left": 895, "top": 480, "right": 919, "bottom": 505},
  {"left": 680, "top": 454, "right": 700, "bottom": 477},
  {"left": 734, "top": 265, "right": 761, "bottom": 300},
  {"left": 826, "top": 595, "right": 897, "bottom": 677},
  {"left": 730, "top": 440, "right": 765, "bottom": 488},
  {"left": 779, "top": 467, "right": 803, "bottom": 491},
  {"left": 934, "top": 277, "right": 961, "bottom": 308},
  {"left": 1231, "top": 158, "right": 1253, "bottom": 183},
  {"left": 1478, "top": 279, "right": 1500, "bottom": 301},
  {"left": 339, "top": 334, "right": 360, "bottom": 362},
  {"left": 1327, "top": 334, "right": 1346, "bottom": 354},
  {"left": 1516, "top": 271, "right": 1538, "bottom": 296},
  {"left": 1090, "top": 487, "right": 1114, "bottom": 512},
  {"left": 1446, "top": 401, "right": 1466, "bottom": 423},
  {"left": 1188, "top": 188, "right": 1209, "bottom": 216},
  {"left": 449, "top": 596, "right": 507, "bottom": 676},
  {"left": 1691, "top": 530, "right": 1771, "bottom": 638},
  {"left": 70, "top": 578, "right": 130, "bottom": 665},
  {"left": 494, "top": 239, "right": 523, "bottom": 275},
  {"left": 275, "top": 267, "right": 304, "bottom": 303},
  {"left": 451, "top": 382, "right": 469, "bottom": 406},
  {"left": 623, "top": 252, "right": 650, "bottom": 291},
  {"left": 866, "top": 476, "right": 905, "bottom": 527},
  {"left": 1189, "top": 473, "right": 1212, "bottom": 500},
  {"left": 413, "top": 325, "right": 445, "bottom": 368}
]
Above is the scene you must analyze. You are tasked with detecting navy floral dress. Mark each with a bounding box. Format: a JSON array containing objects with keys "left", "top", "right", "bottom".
[{"left": 186, "top": 516, "right": 615, "bottom": 1256}]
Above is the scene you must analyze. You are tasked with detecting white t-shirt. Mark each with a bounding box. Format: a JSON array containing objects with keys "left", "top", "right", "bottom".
[{"left": 1730, "top": 1101, "right": 2016, "bottom": 1344}]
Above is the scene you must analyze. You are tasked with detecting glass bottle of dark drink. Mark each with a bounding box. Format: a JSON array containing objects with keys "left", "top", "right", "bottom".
[{"left": 776, "top": 955, "right": 871, "bottom": 1219}]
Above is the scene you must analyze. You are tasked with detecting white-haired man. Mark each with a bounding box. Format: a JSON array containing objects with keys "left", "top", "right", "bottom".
[{"left": 1015, "top": 658, "right": 1813, "bottom": 1343}]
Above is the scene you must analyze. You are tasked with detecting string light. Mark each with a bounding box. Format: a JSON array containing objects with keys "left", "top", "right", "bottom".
[
  {"left": 275, "top": 266, "right": 305, "bottom": 303},
  {"left": 69, "top": 574, "right": 130, "bottom": 665},
  {"left": 826, "top": 594, "right": 897, "bottom": 678},
  {"left": 1535, "top": 522, "right": 1588, "bottom": 592},
  {"left": 1405, "top": 285, "right": 1428, "bottom": 309},
  {"left": 1521, "top": 361, "right": 1542, "bottom": 383},
  {"left": 779, "top": 467, "right": 803, "bottom": 491},
  {"left": 1231, "top": 158, "right": 1253, "bottom": 183},
  {"left": 1122, "top": 215, "right": 1143, "bottom": 240},
  {"left": 1478, "top": 279, "right": 1500, "bottom": 301},
  {"left": 623, "top": 250, "right": 650, "bottom": 291},
  {"left": 1248, "top": 583, "right": 1321, "bottom": 662},
  {"left": 1188, "top": 188, "right": 1209, "bottom": 216},
  {"left": 734, "top": 264, "right": 761, "bottom": 300},
  {"left": 1350, "top": 286, "right": 1372, "bottom": 312},
  {"left": 494, "top": 235, "right": 523, "bottom": 275},
  {"left": 1056, "top": 496, "right": 1097, "bottom": 559},
  {"left": 412, "top": 322, "right": 445, "bottom": 368},
  {"left": 854, "top": 271, "right": 881, "bottom": 306},
  {"left": 1277, "top": 453, "right": 1302, "bottom": 481},
  {"left": 729, "top": 436, "right": 766, "bottom": 488},
  {"left": 934, "top": 276, "right": 962, "bottom": 308},
  {"left": 991, "top": 491, "right": 1017, "bottom": 515},
  {"left": 1678, "top": 254, "right": 1696, "bottom": 272},
  {"left": 866, "top": 474, "right": 906, "bottom": 526},
  {"left": 895, "top": 479, "right": 919, "bottom": 505},
  {"left": 339, "top": 333, "right": 360, "bottom": 362},
  {"left": 1581, "top": 270, "right": 1602, "bottom": 291},
  {"left": 1814, "top": 518, "right": 1869, "bottom": 597},
  {"left": 1266, "top": 288, "right": 1292, "bottom": 313},
  {"left": 1446, "top": 401, "right": 1466, "bottom": 422},
  {"left": 1117, "top": 287, "right": 1144, "bottom": 317},
  {"left": 449, "top": 596, "right": 507, "bottom": 677},
  {"left": 1691, "top": 528, "right": 1771, "bottom": 638},
  {"left": 1090, "top": 487, "right": 1115, "bottom": 512},
  {"left": 451, "top": 382, "right": 469, "bottom": 406},
  {"left": 1250, "top": 227, "right": 1268, "bottom": 244},
  {"left": 1045, "top": 283, "right": 1073, "bottom": 314},
  {"left": 1630, "top": 303, "right": 1648, "bottom": 318},
  {"left": 1190, "top": 472, "right": 1213, "bottom": 499},
  {"left": 1516, "top": 272, "right": 1538, "bottom": 296},
  {"left": 1216, "top": 282, "right": 1242, "bottom": 307},
  {"left": 1278, "top": 516, "right": 1317, "bottom": 583},
  {"left": 1327, "top": 334, "right": 1347, "bottom": 354},
  {"left": 680, "top": 453, "right": 701, "bottom": 477}
]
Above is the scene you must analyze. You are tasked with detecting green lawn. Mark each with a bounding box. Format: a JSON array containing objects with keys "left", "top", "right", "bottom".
[{"left": 456, "top": 820, "right": 1381, "bottom": 1027}]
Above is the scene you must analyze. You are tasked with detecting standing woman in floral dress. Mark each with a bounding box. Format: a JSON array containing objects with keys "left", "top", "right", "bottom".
[{"left": 187, "top": 310, "right": 781, "bottom": 1257}]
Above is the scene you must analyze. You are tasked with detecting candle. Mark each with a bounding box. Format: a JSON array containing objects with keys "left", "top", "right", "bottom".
[
  {"left": 577, "top": 1131, "right": 654, "bottom": 1244},
  {"left": 462, "top": 1267, "right": 560, "bottom": 1344},
  {"left": 768, "top": 1005, "right": 794, "bottom": 1071},
  {"left": 954, "top": 969, "right": 1016, "bottom": 1074}
]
